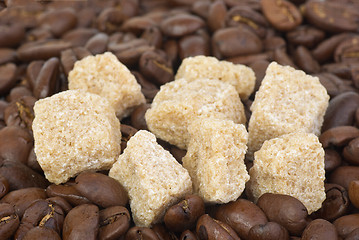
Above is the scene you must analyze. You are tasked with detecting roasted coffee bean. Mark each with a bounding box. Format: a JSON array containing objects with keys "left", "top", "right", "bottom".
[
  {"left": 152, "top": 223, "right": 178, "bottom": 240},
  {"left": 196, "top": 214, "right": 240, "bottom": 240},
  {"left": 63, "top": 204, "right": 99, "bottom": 240},
  {"left": 139, "top": 49, "right": 173, "bottom": 85},
  {"left": 132, "top": 71, "right": 159, "bottom": 101},
  {"left": 47, "top": 197, "right": 72, "bottom": 214},
  {"left": 335, "top": 36, "right": 359, "bottom": 63},
  {"left": 224, "top": 0, "right": 261, "bottom": 9},
  {"left": 33, "top": 57, "right": 60, "bottom": 99},
  {"left": 214, "top": 198, "right": 267, "bottom": 240},
  {"left": 322, "top": 92, "right": 359, "bottom": 132},
  {"left": 249, "top": 60, "right": 270, "bottom": 93},
  {"left": 286, "top": 25, "right": 325, "bottom": 49},
  {"left": 304, "top": 1, "right": 359, "bottom": 33},
  {"left": 39, "top": 8, "right": 77, "bottom": 37},
  {"left": 319, "top": 126, "right": 359, "bottom": 148},
  {"left": 0, "top": 23, "right": 25, "bottom": 48},
  {"left": 180, "top": 230, "right": 198, "bottom": 240},
  {"left": 324, "top": 149, "right": 342, "bottom": 173},
  {"left": 179, "top": 33, "right": 210, "bottom": 60},
  {"left": 131, "top": 103, "right": 150, "bottom": 130},
  {"left": 330, "top": 166, "right": 359, "bottom": 190},
  {"left": 0, "top": 48, "right": 16, "bottom": 65},
  {"left": 15, "top": 200, "right": 64, "bottom": 239},
  {"left": 212, "top": 27, "right": 263, "bottom": 59},
  {"left": 84, "top": 33, "right": 109, "bottom": 55},
  {"left": 99, "top": 206, "right": 130, "bottom": 240},
  {"left": 0, "top": 173, "right": 9, "bottom": 199},
  {"left": 62, "top": 28, "right": 98, "bottom": 48},
  {"left": 0, "top": 63, "right": 17, "bottom": 95},
  {"left": 22, "top": 227, "right": 61, "bottom": 240},
  {"left": 74, "top": 171, "right": 128, "bottom": 208},
  {"left": 96, "top": 7, "right": 126, "bottom": 33},
  {"left": 345, "top": 228, "right": 359, "bottom": 240},
  {"left": 191, "top": 1, "right": 210, "bottom": 19},
  {"left": 141, "top": 26, "right": 163, "bottom": 49},
  {"left": 294, "top": 45, "right": 320, "bottom": 74},
  {"left": 343, "top": 137, "right": 359, "bottom": 165},
  {"left": 125, "top": 226, "right": 160, "bottom": 240},
  {"left": 169, "top": 146, "right": 186, "bottom": 164},
  {"left": 164, "top": 195, "right": 205, "bottom": 233},
  {"left": 26, "top": 27, "right": 53, "bottom": 42},
  {"left": 46, "top": 184, "right": 91, "bottom": 206},
  {"left": 0, "top": 188, "right": 47, "bottom": 218},
  {"left": 116, "top": 43, "right": 154, "bottom": 68},
  {"left": 272, "top": 48, "right": 297, "bottom": 68},
  {"left": 349, "top": 180, "right": 359, "bottom": 210},
  {"left": 248, "top": 222, "right": 289, "bottom": 240},
  {"left": 301, "top": 219, "right": 339, "bottom": 240},
  {"left": 333, "top": 214, "right": 359, "bottom": 238},
  {"left": 4, "top": 96, "right": 36, "bottom": 131},
  {"left": 160, "top": 14, "right": 205, "bottom": 38},
  {"left": 207, "top": 0, "right": 227, "bottom": 32},
  {"left": 263, "top": 36, "right": 286, "bottom": 51},
  {"left": 0, "top": 159, "right": 49, "bottom": 191},
  {"left": 257, "top": 193, "right": 308, "bottom": 236},
  {"left": 26, "top": 147, "right": 42, "bottom": 173},
  {"left": 0, "top": 203, "right": 20, "bottom": 239},
  {"left": 6, "top": 86, "right": 33, "bottom": 103},
  {"left": 122, "top": 16, "right": 157, "bottom": 35},
  {"left": 26, "top": 60, "right": 44, "bottom": 90},
  {"left": 163, "top": 40, "right": 179, "bottom": 65},
  {"left": 261, "top": 0, "right": 302, "bottom": 31},
  {"left": 315, "top": 72, "right": 356, "bottom": 98},
  {"left": 322, "top": 62, "right": 359, "bottom": 79}
]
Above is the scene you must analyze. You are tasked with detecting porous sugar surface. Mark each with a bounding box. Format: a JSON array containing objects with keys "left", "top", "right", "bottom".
[
  {"left": 145, "top": 78, "right": 246, "bottom": 149},
  {"left": 32, "top": 90, "right": 122, "bottom": 184},
  {"left": 175, "top": 55, "right": 256, "bottom": 100},
  {"left": 247, "top": 61, "right": 329, "bottom": 158},
  {"left": 68, "top": 51, "right": 145, "bottom": 119},
  {"left": 109, "top": 130, "right": 192, "bottom": 227},
  {"left": 248, "top": 132, "right": 326, "bottom": 214},
  {"left": 183, "top": 118, "right": 249, "bottom": 204}
]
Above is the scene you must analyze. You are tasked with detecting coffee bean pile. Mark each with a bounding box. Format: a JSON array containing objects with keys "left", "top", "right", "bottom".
[{"left": 0, "top": 0, "right": 359, "bottom": 239}]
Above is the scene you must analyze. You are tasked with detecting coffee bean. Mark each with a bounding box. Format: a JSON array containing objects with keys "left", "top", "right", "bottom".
[
  {"left": 125, "top": 226, "right": 160, "bottom": 240},
  {"left": 256, "top": 193, "right": 308, "bottom": 236},
  {"left": 6, "top": 86, "right": 33, "bottom": 103},
  {"left": 99, "top": 206, "right": 130, "bottom": 240},
  {"left": 152, "top": 223, "right": 178, "bottom": 240},
  {"left": 214, "top": 198, "right": 267, "bottom": 239},
  {"left": 33, "top": 57, "right": 60, "bottom": 99},
  {"left": 141, "top": 26, "right": 163, "bottom": 49},
  {"left": 322, "top": 62, "right": 359, "bottom": 79},
  {"left": 320, "top": 126, "right": 359, "bottom": 148},
  {"left": 85, "top": 33, "right": 109, "bottom": 55},
  {"left": 345, "top": 228, "right": 359, "bottom": 240},
  {"left": 115, "top": 42, "right": 154, "bottom": 68},
  {"left": 343, "top": 137, "right": 359, "bottom": 165},
  {"left": 160, "top": 14, "right": 205, "bottom": 38},
  {"left": 191, "top": 1, "right": 210, "bottom": 19},
  {"left": 301, "top": 219, "right": 339, "bottom": 240},
  {"left": 224, "top": 0, "right": 261, "bottom": 9},
  {"left": 324, "top": 149, "right": 342, "bottom": 173},
  {"left": 315, "top": 72, "right": 356, "bottom": 98},
  {"left": 249, "top": 60, "right": 270, "bottom": 93},
  {"left": 178, "top": 34, "right": 210, "bottom": 60},
  {"left": 39, "top": 8, "right": 78, "bottom": 37},
  {"left": 122, "top": 16, "right": 156, "bottom": 36},
  {"left": 22, "top": 227, "right": 61, "bottom": 240},
  {"left": 264, "top": 36, "right": 286, "bottom": 51},
  {"left": 294, "top": 45, "right": 320, "bottom": 74},
  {"left": 0, "top": 63, "right": 17, "bottom": 95},
  {"left": 62, "top": 28, "right": 98, "bottom": 48},
  {"left": 196, "top": 214, "right": 240, "bottom": 240},
  {"left": 47, "top": 197, "right": 72, "bottom": 215},
  {"left": 207, "top": 1, "right": 227, "bottom": 32},
  {"left": 272, "top": 48, "right": 297, "bottom": 68},
  {"left": 248, "top": 222, "right": 289, "bottom": 240},
  {"left": 74, "top": 171, "right": 129, "bottom": 208},
  {"left": 333, "top": 214, "right": 359, "bottom": 238},
  {"left": 180, "top": 230, "right": 197, "bottom": 240},
  {"left": 96, "top": 7, "right": 126, "bottom": 34},
  {"left": 335, "top": 36, "right": 359, "bottom": 64},
  {"left": 63, "top": 204, "right": 99, "bottom": 240},
  {"left": 0, "top": 48, "right": 16, "bottom": 65},
  {"left": 164, "top": 194, "right": 205, "bottom": 233},
  {"left": 0, "top": 174, "right": 9, "bottom": 199},
  {"left": 286, "top": 25, "right": 325, "bottom": 49},
  {"left": 46, "top": 184, "right": 91, "bottom": 206},
  {"left": 329, "top": 166, "right": 359, "bottom": 190},
  {"left": 0, "top": 203, "right": 20, "bottom": 239},
  {"left": 0, "top": 23, "right": 25, "bottom": 48},
  {"left": 4, "top": 96, "right": 36, "bottom": 131}
]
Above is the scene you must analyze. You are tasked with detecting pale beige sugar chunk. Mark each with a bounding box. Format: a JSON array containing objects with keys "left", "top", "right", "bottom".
[
  {"left": 109, "top": 130, "right": 192, "bottom": 227},
  {"left": 145, "top": 78, "right": 246, "bottom": 149},
  {"left": 32, "top": 90, "right": 122, "bottom": 184},
  {"left": 247, "top": 61, "right": 329, "bottom": 158},
  {"left": 175, "top": 55, "right": 256, "bottom": 100},
  {"left": 68, "top": 51, "right": 145, "bottom": 119},
  {"left": 183, "top": 118, "right": 249, "bottom": 204},
  {"left": 247, "top": 132, "right": 326, "bottom": 214}
]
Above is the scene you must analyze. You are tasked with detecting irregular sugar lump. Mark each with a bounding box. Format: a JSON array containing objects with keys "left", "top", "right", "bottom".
[
  {"left": 175, "top": 55, "right": 256, "bottom": 100},
  {"left": 183, "top": 118, "right": 249, "bottom": 204},
  {"left": 68, "top": 51, "right": 145, "bottom": 119},
  {"left": 247, "top": 61, "right": 329, "bottom": 158},
  {"left": 109, "top": 130, "right": 192, "bottom": 227},
  {"left": 247, "top": 131, "right": 326, "bottom": 214},
  {"left": 32, "top": 90, "right": 122, "bottom": 185},
  {"left": 145, "top": 77, "right": 246, "bottom": 150}
]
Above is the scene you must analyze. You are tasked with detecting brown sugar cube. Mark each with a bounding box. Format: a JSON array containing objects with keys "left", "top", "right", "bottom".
[
  {"left": 32, "top": 90, "right": 122, "bottom": 184},
  {"left": 109, "top": 130, "right": 192, "bottom": 227},
  {"left": 145, "top": 78, "right": 246, "bottom": 149},
  {"left": 175, "top": 55, "right": 256, "bottom": 100},
  {"left": 247, "top": 131, "right": 326, "bottom": 214},
  {"left": 183, "top": 118, "right": 249, "bottom": 204},
  {"left": 247, "top": 62, "right": 329, "bottom": 158},
  {"left": 68, "top": 51, "right": 145, "bottom": 119}
]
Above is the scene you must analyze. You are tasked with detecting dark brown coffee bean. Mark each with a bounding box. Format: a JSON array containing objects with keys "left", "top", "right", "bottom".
[
  {"left": 0, "top": 126, "right": 33, "bottom": 164},
  {"left": 301, "top": 219, "right": 339, "bottom": 240},
  {"left": 320, "top": 126, "right": 359, "bottom": 148},
  {"left": 316, "top": 185, "right": 348, "bottom": 222},
  {"left": 343, "top": 137, "right": 359, "bottom": 165},
  {"left": 0, "top": 173, "right": 9, "bottom": 199},
  {"left": 163, "top": 40, "right": 179, "bottom": 66},
  {"left": 0, "top": 48, "right": 16, "bottom": 65},
  {"left": 17, "top": 39, "right": 72, "bottom": 62},
  {"left": 169, "top": 146, "right": 186, "bottom": 164},
  {"left": 333, "top": 214, "right": 359, "bottom": 238},
  {"left": 349, "top": 180, "right": 359, "bottom": 209},
  {"left": 33, "top": 57, "right": 60, "bottom": 99},
  {"left": 152, "top": 223, "right": 178, "bottom": 240},
  {"left": 345, "top": 228, "right": 359, "bottom": 240},
  {"left": 22, "top": 227, "right": 61, "bottom": 240},
  {"left": 0, "top": 23, "right": 25, "bottom": 48},
  {"left": 322, "top": 92, "right": 359, "bottom": 132},
  {"left": 160, "top": 14, "right": 205, "bottom": 38},
  {"left": 0, "top": 203, "right": 20, "bottom": 239},
  {"left": 315, "top": 72, "right": 356, "bottom": 98},
  {"left": 0, "top": 188, "right": 47, "bottom": 218},
  {"left": 178, "top": 34, "right": 210, "bottom": 60},
  {"left": 257, "top": 193, "right": 308, "bottom": 236},
  {"left": 139, "top": 49, "right": 173, "bottom": 85},
  {"left": 329, "top": 166, "right": 359, "bottom": 190},
  {"left": 294, "top": 45, "right": 320, "bottom": 73},
  {"left": 164, "top": 195, "right": 205, "bottom": 232},
  {"left": 224, "top": 0, "right": 261, "bottom": 9},
  {"left": 0, "top": 63, "right": 17, "bottom": 95},
  {"left": 248, "top": 222, "right": 289, "bottom": 240},
  {"left": 261, "top": 0, "right": 302, "bottom": 31},
  {"left": 39, "top": 8, "right": 78, "bottom": 37},
  {"left": 74, "top": 171, "right": 128, "bottom": 208},
  {"left": 286, "top": 25, "right": 325, "bottom": 49},
  {"left": 84, "top": 33, "right": 109, "bottom": 55},
  {"left": 132, "top": 71, "right": 159, "bottom": 101},
  {"left": 212, "top": 27, "right": 263, "bottom": 59},
  {"left": 125, "top": 226, "right": 160, "bottom": 240},
  {"left": 196, "top": 214, "right": 240, "bottom": 240},
  {"left": 96, "top": 7, "right": 126, "bottom": 34},
  {"left": 62, "top": 28, "right": 98, "bottom": 48},
  {"left": 26, "top": 27, "right": 53, "bottom": 42},
  {"left": 272, "top": 48, "right": 297, "bottom": 68},
  {"left": 131, "top": 103, "right": 151, "bottom": 130},
  {"left": 304, "top": 1, "right": 359, "bottom": 33},
  {"left": 6, "top": 86, "right": 33, "bottom": 103},
  {"left": 4, "top": 96, "right": 36, "bottom": 131},
  {"left": 116, "top": 43, "right": 154, "bottom": 68},
  {"left": 207, "top": 1, "right": 227, "bottom": 32},
  {"left": 180, "top": 230, "right": 198, "bottom": 240},
  {"left": 63, "top": 204, "right": 99, "bottom": 240},
  {"left": 264, "top": 36, "right": 286, "bottom": 51},
  {"left": 47, "top": 197, "right": 72, "bottom": 215},
  {"left": 141, "top": 26, "right": 163, "bottom": 49},
  {"left": 191, "top": 1, "right": 210, "bottom": 19},
  {"left": 122, "top": 16, "right": 157, "bottom": 35},
  {"left": 46, "top": 184, "right": 91, "bottom": 206},
  {"left": 324, "top": 148, "right": 342, "bottom": 173},
  {"left": 15, "top": 199, "right": 64, "bottom": 239},
  {"left": 26, "top": 60, "right": 44, "bottom": 90},
  {"left": 335, "top": 36, "right": 359, "bottom": 63},
  {"left": 322, "top": 62, "right": 359, "bottom": 79},
  {"left": 26, "top": 147, "right": 42, "bottom": 173},
  {"left": 99, "top": 206, "right": 130, "bottom": 240},
  {"left": 249, "top": 60, "right": 270, "bottom": 93},
  {"left": 214, "top": 198, "right": 267, "bottom": 239}
]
